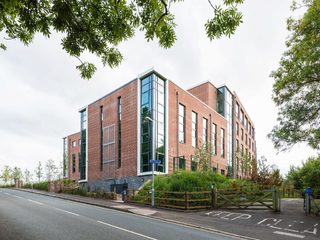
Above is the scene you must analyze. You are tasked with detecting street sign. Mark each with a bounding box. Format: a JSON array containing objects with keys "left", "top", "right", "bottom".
[{"left": 149, "top": 159, "right": 161, "bottom": 164}]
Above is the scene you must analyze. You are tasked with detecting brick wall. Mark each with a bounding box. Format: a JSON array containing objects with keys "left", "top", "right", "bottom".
[
  {"left": 87, "top": 80, "right": 138, "bottom": 182},
  {"left": 67, "top": 132, "right": 81, "bottom": 181},
  {"left": 168, "top": 81, "right": 229, "bottom": 175}
]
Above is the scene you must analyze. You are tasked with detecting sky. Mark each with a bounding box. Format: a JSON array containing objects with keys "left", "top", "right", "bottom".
[{"left": 0, "top": 0, "right": 318, "bottom": 178}]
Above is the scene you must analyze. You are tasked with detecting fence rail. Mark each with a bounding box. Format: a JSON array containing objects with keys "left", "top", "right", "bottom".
[{"left": 126, "top": 187, "right": 281, "bottom": 211}]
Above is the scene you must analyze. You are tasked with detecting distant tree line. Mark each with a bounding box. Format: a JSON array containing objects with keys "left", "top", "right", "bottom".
[{"left": 0, "top": 159, "right": 63, "bottom": 186}]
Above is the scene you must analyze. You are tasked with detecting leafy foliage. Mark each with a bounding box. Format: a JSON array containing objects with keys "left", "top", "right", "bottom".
[
  {"left": 269, "top": 0, "right": 320, "bottom": 150},
  {"left": 0, "top": 166, "right": 12, "bottom": 184},
  {"left": 0, "top": 0, "right": 244, "bottom": 79},
  {"left": 283, "top": 156, "right": 320, "bottom": 190}
]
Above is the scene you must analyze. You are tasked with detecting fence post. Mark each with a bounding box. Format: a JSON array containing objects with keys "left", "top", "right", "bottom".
[
  {"left": 211, "top": 185, "right": 217, "bottom": 209},
  {"left": 272, "top": 186, "right": 276, "bottom": 211},
  {"left": 185, "top": 191, "right": 188, "bottom": 210}
]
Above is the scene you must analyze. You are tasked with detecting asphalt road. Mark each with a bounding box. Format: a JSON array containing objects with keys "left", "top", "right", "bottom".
[{"left": 0, "top": 188, "right": 246, "bottom": 240}]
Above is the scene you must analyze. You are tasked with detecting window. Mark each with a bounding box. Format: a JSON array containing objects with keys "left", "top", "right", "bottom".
[
  {"left": 241, "top": 128, "right": 244, "bottom": 141},
  {"left": 244, "top": 116, "right": 248, "bottom": 130},
  {"left": 178, "top": 104, "right": 185, "bottom": 143},
  {"left": 118, "top": 97, "right": 122, "bottom": 168},
  {"left": 72, "top": 154, "right": 76, "bottom": 173},
  {"left": 252, "top": 127, "right": 255, "bottom": 139},
  {"left": 191, "top": 155, "right": 197, "bottom": 171},
  {"left": 236, "top": 139, "right": 239, "bottom": 152},
  {"left": 236, "top": 122, "right": 239, "bottom": 135},
  {"left": 173, "top": 156, "right": 185, "bottom": 171},
  {"left": 211, "top": 123, "right": 217, "bottom": 155},
  {"left": 212, "top": 167, "right": 217, "bottom": 173},
  {"left": 240, "top": 110, "right": 244, "bottom": 124},
  {"left": 221, "top": 169, "right": 225, "bottom": 175},
  {"left": 100, "top": 106, "right": 104, "bottom": 171},
  {"left": 78, "top": 153, "right": 81, "bottom": 172},
  {"left": 140, "top": 74, "right": 166, "bottom": 173},
  {"left": 202, "top": 118, "right": 208, "bottom": 146},
  {"left": 78, "top": 139, "right": 81, "bottom": 145},
  {"left": 235, "top": 102, "right": 239, "bottom": 118},
  {"left": 241, "top": 144, "right": 244, "bottom": 156},
  {"left": 249, "top": 122, "right": 252, "bottom": 135},
  {"left": 245, "top": 134, "right": 248, "bottom": 145},
  {"left": 252, "top": 142, "right": 255, "bottom": 152},
  {"left": 221, "top": 128, "right": 225, "bottom": 158},
  {"left": 249, "top": 138, "right": 251, "bottom": 149},
  {"left": 80, "top": 109, "right": 87, "bottom": 180},
  {"left": 191, "top": 111, "right": 198, "bottom": 147},
  {"left": 72, "top": 141, "right": 76, "bottom": 147}
]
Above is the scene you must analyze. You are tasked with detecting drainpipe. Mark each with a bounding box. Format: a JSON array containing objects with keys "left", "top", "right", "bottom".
[{"left": 176, "top": 91, "right": 179, "bottom": 159}]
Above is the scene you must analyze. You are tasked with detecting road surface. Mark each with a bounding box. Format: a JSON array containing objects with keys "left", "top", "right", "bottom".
[{"left": 0, "top": 188, "right": 247, "bottom": 240}]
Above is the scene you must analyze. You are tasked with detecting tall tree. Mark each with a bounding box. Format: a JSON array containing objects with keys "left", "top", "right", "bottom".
[
  {"left": 269, "top": 0, "right": 320, "bottom": 151},
  {"left": 1, "top": 165, "right": 12, "bottom": 184},
  {"left": 34, "top": 161, "right": 43, "bottom": 182},
  {"left": 12, "top": 167, "right": 23, "bottom": 184},
  {"left": 0, "top": 0, "right": 244, "bottom": 79},
  {"left": 194, "top": 142, "right": 211, "bottom": 172},
  {"left": 45, "top": 159, "right": 57, "bottom": 182},
  {"left": 24, "top": 169, "right": 32, "bottom": 184}
]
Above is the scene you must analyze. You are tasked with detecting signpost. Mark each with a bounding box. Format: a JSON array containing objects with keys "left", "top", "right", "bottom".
[{"left": 150, "top": 159, "right": 160, "bottom": 207}]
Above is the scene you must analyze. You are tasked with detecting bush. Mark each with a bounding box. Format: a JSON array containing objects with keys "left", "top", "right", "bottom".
[
  {"left": 30, "top": 181, "right": 49, "bottom": 191},
  {"left": 141, "top": 171, "right": 262, "bottom": 192},
  {"left": 0, "top": 184, "right": 15, "bottom": 188}
]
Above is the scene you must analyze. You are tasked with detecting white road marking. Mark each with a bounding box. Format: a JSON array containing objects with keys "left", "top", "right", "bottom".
[
  {"left": 97, "top": 220, "right": 158, "bottom": 240},
  {"left": 53, "top": 207, "right": 80, "bottom": 217},
  {"left": 274, "top": 231, "right": 305, "bottom": 239},
  {"left": 12, "top": 195, "right": 23, "bottom": 199},
  {"left": 27, "top": 199, "right": 44, "bottom": 205}
]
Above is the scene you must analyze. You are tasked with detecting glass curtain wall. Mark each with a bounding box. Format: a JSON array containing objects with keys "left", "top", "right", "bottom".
[
  {"left": 80, "top": 109, "right": 87, "bottom": 180},
  {"left": 217, "top": 87, "right": 234, "bottom": 177},
  {"left": 140, "top": 74, "right": 166, "bottom": 173}
]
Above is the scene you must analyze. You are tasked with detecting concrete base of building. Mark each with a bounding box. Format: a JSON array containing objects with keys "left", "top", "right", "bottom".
[{"left": 79, "top": 175, "right": 152, "bottom": 192}]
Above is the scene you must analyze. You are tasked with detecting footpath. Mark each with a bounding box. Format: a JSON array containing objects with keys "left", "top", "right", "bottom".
[{"left": 16, "top": 188, "right": 319, "bottom": 240}]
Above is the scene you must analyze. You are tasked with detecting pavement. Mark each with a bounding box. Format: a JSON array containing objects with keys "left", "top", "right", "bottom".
[{"left": 13, "top": 188, "right": 320, "bottom": 240}]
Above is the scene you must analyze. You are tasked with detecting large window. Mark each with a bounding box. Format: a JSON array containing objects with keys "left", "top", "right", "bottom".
[
  {"left": 202, "top": 118, "right": 208, "bottom": 147},
  {"left": 191, "top": 111, "right": 198, "bottom": 147},
  {"left": 221, "top": 128, "right": 225, "bottom": 158},
  {"left": 80, "top": 109, "right": 87, "bottom": 180},
  {"left": 178, "top": 104, "right": 185, "bottom": 143},
  {"left": 211, "top": 123, "right": 217, "bottom": 155},
  {"left": 236, "top": 122, "right": 239, "bottom": 135},
  {"left": 72, "top": 154, "right": 76, "bottom": 173},
  {"left": 140, "top": 74, "right": 166, "bottom": 173},
  {"left": 235, "top": 102, "right": 239, "bottom": 118},
  {"left": 118, "top": 97, "right": 122, "bottom": 168},
  {"left": 100, "top": 106, "right": 103, "bottom": 171},
  {"left": 244, "top": 116, "right": 248, "bottom": 130},
  {"left": 173, "top": 156, "right": 186, "bottom": 171},
  {"left": 240, "top": 110, "right": 244, "bottom": 124}
]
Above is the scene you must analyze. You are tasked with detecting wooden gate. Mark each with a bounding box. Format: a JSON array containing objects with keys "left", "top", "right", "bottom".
[{"left": 212, "top": 187, "right": 281, "bottom": 212}]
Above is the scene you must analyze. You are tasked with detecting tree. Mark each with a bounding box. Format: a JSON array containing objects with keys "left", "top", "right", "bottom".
[
  {"left": 269, "top": 0, "right": 320, "bottom": 151},
  {"left": 45, "top": 159, "right": 58, "bottom": 182},
  {"left": 284, "top": 165, "right": 303, "bottom": 189},
  {"left": 0, "top": 0, "right": 244, "bottom": 79},
  {"left": 193, "top": 142, "right": 211, "bottom": 172},
  {"left": 299, "top": 156, "right": 320, "bottom": 189},
  {"left": 1, "top": 165, "right": 12, "bottom": 184},
  {"left": 35, "top": 161, "right": 43, "bottom": 182},
  {"left": 24, "top": 169, "right": 32, "bottom": 184},
  {"left": 12, "top": 167, "right": 23, "bottom": 184}
]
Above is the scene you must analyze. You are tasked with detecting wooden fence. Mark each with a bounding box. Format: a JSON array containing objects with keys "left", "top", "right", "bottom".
[
  {"left": 280, "top": 188, "right": 303, "bottom": 198},
  {"left": 126, "top": 187, "right": 281, "bottom": 212}
]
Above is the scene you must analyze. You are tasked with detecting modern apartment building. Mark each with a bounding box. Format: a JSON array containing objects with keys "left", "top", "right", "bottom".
[{"left": 63, "top": 69, "right": 257, "bottom": 190}]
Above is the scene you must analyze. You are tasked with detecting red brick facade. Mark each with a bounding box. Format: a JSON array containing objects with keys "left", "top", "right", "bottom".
[
  {"left": 65, "top": 70, "right": 256, "bottom": 187},
  {"left": 168, "top": 81, "right": 228, "bottom": 174},
  {"left": 67, "top": 132, "right": 81, "bottom": 181}
]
